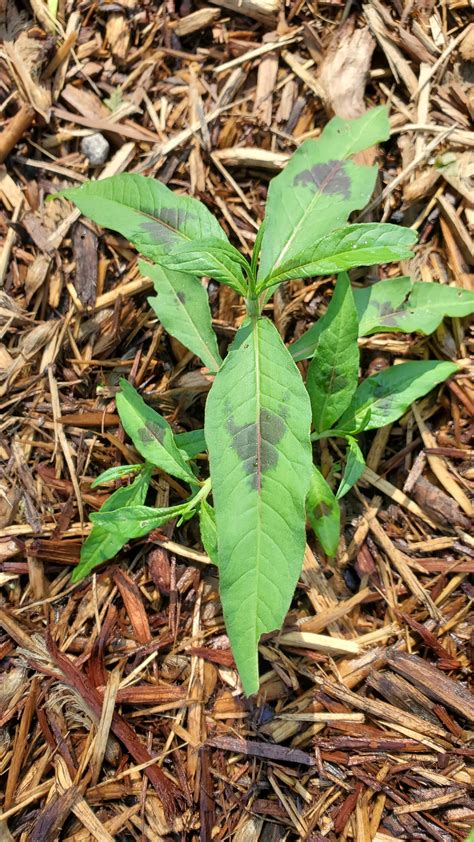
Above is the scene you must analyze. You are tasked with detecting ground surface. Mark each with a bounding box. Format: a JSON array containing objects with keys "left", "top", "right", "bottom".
[{"left": 0, "top": 0, "right": 473, "bottom": 839}]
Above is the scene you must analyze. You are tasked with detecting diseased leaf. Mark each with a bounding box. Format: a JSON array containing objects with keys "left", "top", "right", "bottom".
[
  {"left": 259, "top": 224, "right": 417, "bottom": 289},
  {"left": 199, "top": 500, "right": 218, "bottom": 566},
  {"left": 116, "top": 380, "right": 196, "bottom": 483},
  {"left": 337, "top": 438, "right": 366, "bottom": 498},
  {"left": 205, "top": 316, "right": 312, "bottom": 695},
  {"left": 174, "top": 428, "right": 207, "bottom": 459},
  {"left": 355, "top": 278, "right": 474, "bottom": 336},
  {"left": 258, "top": 107, "right": 390, "bottom": 280},
  {"left": 72, "top": 466, "right": 152, "bottom": 582},
  {"left": 158, "top": 239, "right": 248, "bottom": 295},
  {"left": 306, "top": 273, "right": 359, "bottom": 432},
  {"left": 307, "top": 467, "right": 340, "bottom": 556},
  {"left": 140, "top": 261, "right": 222, "bottom": 373},
  {"left": 91, "top": 463, "right": 143, "bottom": 488},
  {"left": 55, "top": 174, "right": 227, "bottom": 261},
  {"left": 338, "top": 360, "right": 458, "bottom": 432}
]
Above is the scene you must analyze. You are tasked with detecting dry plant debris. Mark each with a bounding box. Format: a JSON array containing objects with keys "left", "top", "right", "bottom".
[{"left": 0, "top": 0, "right": 473, "bottom": 838}]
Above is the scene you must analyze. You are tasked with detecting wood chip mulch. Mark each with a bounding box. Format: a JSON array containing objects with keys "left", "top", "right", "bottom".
[{"left": 0, "top": 0, "right": 473, "bottom": 839}]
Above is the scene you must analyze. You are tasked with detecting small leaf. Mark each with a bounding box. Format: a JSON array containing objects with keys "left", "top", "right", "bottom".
[
  {"left": 174, "top": 428, "right": 207, "bottom": 459},
  {"left": 54, "top": 173, "right": 228, "bottom": 262},
  {"left": 141, "top": 261, "right": 222, "bottom": 373},
  {"left": 116, "top": 380, "right": 196, "bottom": 483},
  {"left": 91, "top": 464, "right": 143, "bottom": 488},
  {"left": 307, "top": 467, "right": 340, "bottom": 556},
  {"left": 355, "top": 278, "right": 474, "bottom": 336},
  {"left": 199, "top": 500, "right": 218, "bottom": 566},
  {"left": 258, "top": 107, "right": 390, "bottom": 280},
  {"left": 91, "top": 502, "right": 188, "bottom": 536},
  {"left": 337, "top": 438, "right": 366, "bottom": 499},
  {"left": 72, "top": 467, "right": 152, "bottom": 582},
  {"left": 205, "top": 316, "right": 312, "bottom": 695},
  {"left": 306, "top": 273, "right": 359, "bottom": 432},
  {"left": 338, "top": 360, "right": 458, "bottom": 432},
  {"left": 259, "top": 224, "right": 417, "bottom": 289},
  {"left": 158, "top": 239, "right": 248, "bottom": 295}
]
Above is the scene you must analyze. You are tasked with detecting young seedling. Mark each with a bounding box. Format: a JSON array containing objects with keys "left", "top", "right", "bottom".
[{"left": 54, "top": 107, "right": 473, "bottom": 695}]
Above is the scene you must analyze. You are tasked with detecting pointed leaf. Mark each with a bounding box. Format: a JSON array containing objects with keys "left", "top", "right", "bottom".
[
  {"left": 199, "top": 500, "right": 218, "bottom": 566},
  {"left": 259, "top": 224, "right": 417, "bottom": 289},
  {"left": 174, "top": 428, "right": 207, "bottom": 459},
  {"left": 307, "top": 467, "right": 340, "bottom": 556},
  {"left": 338, "top": 360, "right": 458, "bottom": 432},
  {"left": 55, "top": 173, "right": 227, "bottom": 261},
  {"left": 141, "top": 261, "right": 222, "bottom": 373},
  {"left": 72, "top": 467, "right": 152, "bottom": 582},
  {"left": 355, "top": 278, "right": 474, "bottom": 336},
  {"left": 205, "top": 317, "right": 312, "bottom": 695},
  {"left": 306, "top": 273, "right": 359, "bottom": 432},
  {"left": 91, "top": 463, "right": 143, "bottom": 488},
  {"left": 158, "top": 239, "right": 248, "bottom": 295},
  {"left": 116, "top": 380, "right": 196, "bottom": 483},
  {"left": 337, "top": 438, "right": 366, "bottom": 499},
  {"left": 91, "top": 502, "right": 189, "bottom": 537},
  {"left": 258, "top": 107, "right": 390, "bottom": 279}
]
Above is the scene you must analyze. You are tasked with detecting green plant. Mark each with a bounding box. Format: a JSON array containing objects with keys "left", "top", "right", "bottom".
[{"left": 53, "top": 107, "right": 473, "bottom": 695}]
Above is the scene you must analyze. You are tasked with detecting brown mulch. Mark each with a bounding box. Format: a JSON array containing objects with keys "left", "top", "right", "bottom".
[{"left": 1, "top": 0, "right": 473, "bottom": 839}]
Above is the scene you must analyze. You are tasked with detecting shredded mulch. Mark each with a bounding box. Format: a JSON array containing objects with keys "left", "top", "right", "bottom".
[{"left": 1, "top": 0, "right": 473, "bottom": 839}]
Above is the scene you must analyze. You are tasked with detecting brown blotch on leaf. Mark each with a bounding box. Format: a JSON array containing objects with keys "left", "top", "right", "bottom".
[
  {"left": 227, "top": 408, "right": 286, "bottom": 491},
  {"left": 294, "top": 160, "right": 350, "bottom": 198}
]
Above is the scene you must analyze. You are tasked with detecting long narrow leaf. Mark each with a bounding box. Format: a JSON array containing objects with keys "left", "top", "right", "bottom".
[
  {"left": 205, "top": 316, "right": 312, "bottom": 695},
  {"left": 307, "top": 467, "right": 340, "bottom": 556}
]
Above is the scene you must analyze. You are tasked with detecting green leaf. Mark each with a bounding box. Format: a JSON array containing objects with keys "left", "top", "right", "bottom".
[
  {"left": 338, "top": 360, "right": 458, "bottom": 432},
  {"left": 72, "top": 466, "right": 152, "bottom": 582},
  {"left": 199, "top": 500, "right": 218, "bottom": 566},
  {"left": 91, "top": 463, "right": 144, "bottom": 488},
  {"left": 54, "top": 174, "right": 228, "bottom": 262},
  {"left": 258, "top": 107, "right": 390, "bottom": 280},
  {"left": 91, "top": 502, "right": 188, "bottom": 537},
  {"left": 337, "top": 438, "right": 366, "bottom": 499},
  {"left": 306, "top": 273, "right": 359, "bottom": 432},
  {"left": 140, "top": 261, "right": 222, "bottom": 373},
  {"left": 205, "top": 316, "right": 312, "bottom": 695},
  {"left": 158, "top": 239, "right": 248, "bottom": 295},
  {"left": 259, "top": 224, "right": 417, "bottom": 289},
  {"left": 355, "top": 278, "right": 474, "bottom": 336},
  {"left": 174, "top": 429, "right": 207, "bottom": 459},
  {"left": 307, "top": 467, "right": 340, "bottom": 556},
  {"left": 290, "top": 320, "right": 325, "bottom": 364},
  {"left": 116, "top": 380, "right": 196, "bottom": 483}
]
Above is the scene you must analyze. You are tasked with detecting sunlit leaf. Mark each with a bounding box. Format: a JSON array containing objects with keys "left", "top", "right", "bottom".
[{"left": 307, "top": 467, "right": 340, "bottom": 556}]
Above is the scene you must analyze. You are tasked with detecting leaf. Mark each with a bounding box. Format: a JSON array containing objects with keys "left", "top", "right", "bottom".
[
  {"left": 91, "top": 502, "right": 188, "bottom": 537},
  {"left": 158, "top": 239, "right": 248, "bottom": 295},
  {"left": 306, "top": 273, "right": 359, "bottom": 432},
  {"left": 338, "top": 360, "right": 458, "bottom": 432},
  {"left": 174, "top": 428, "right": 207, "bottom": 459},
  {"left": 355, "top": 278, "right": 474, "bottom": 336},
  {"left": 116, "top": 380, "right": 196, "bottom": 483},
  {"left": 258, "top": 107, "right": 390, "bottom": 280},
  {"left": 91, "top": 464, "right": 144, "bottom": 488},
  {"left": 205, "top": 316, "right": 312, "bottom": 695},
  {"left": 140, "top": 261, "right": 222, "bottom": 373},
  {"left": 307, "top": 467, "right": 340, "bottom": 556},
  {"left": 199, "top": 500, "right": 218, "bottom": 566},
  {"left": 337, "top": 438, "right": 366, "bottom": 498},
  {"left": 72, "top": 467, "right": 152, "bottom": 582},
  {"left": 55, "top": 173, "right": 228, "bottom": 262},
  {"left": 259, "top": 224, "right": 417, "bottom": 289}
]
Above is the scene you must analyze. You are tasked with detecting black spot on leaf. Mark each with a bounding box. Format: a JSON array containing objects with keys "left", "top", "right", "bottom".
[
  {"left": 177, "top": 291, "right": 186, "bottom": 304},
  {"left": 138, "top": 420, "right": 166, "bottom": 444},
  {"left": 227, "top": 409, "right": 286, "bottom": 491},
  {"left": 140, "top": 207, "right": 195, "bottom": 243},
  {"left": 294, "top": 160, "right": 350, "bottom": 198}
]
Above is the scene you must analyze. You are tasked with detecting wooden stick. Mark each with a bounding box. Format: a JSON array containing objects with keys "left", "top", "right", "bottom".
[{"left": 0, "top": 101, "right": 34, "bottom": 164}]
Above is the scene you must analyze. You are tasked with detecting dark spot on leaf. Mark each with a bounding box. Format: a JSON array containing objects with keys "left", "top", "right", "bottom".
[
  {"left": 138, "top": 420, "right": 166, "bottom": 444},
  {"left": 140, "top": 207, "right": 195, "bottom": 244},
  {"left": 294, "top": 160, "right": 350, "bottom": 198},
  {"left": 177, "top": 291, "right": 186, "bottom": 304},
  {"left": 316, "top": 502, "right": 331, "bottom": 518},
  {"left": 227, "top": 409, "right": 286, "bottom": 491}
]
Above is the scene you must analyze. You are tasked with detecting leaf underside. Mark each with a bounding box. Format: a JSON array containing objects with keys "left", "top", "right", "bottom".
[{"left": 205, "top": 316, "right": 312, "bottom": 695}]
